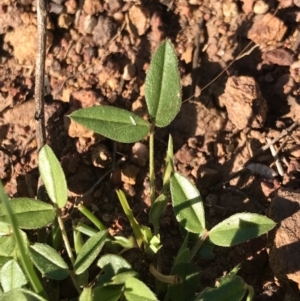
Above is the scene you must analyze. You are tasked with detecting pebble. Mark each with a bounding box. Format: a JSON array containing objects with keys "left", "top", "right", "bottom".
[
  {"left": 58, "top": 13, "right": 73, "bottom": 29},
  {"left": 93, "top": 16, "right": 117, "bottom": 47},
  {"left": 219, "top": 76, "right": 267, "bottom": 130},
  {"left": 91, "top": 144, "right": 112, "bottom": 168},
  {"left": 128, "top": 5, "right": 150, "bottom": 36},
  {"left": 83, "top": 15, "right": 97, "bottom": 34},
  {"left": 130, "top": 142, "right": 149, "bottom": 167},
  {"left": 253, "top": 0, "right": 269, "bottom": 14},
  {"left": 122, "top": 63, "right": 136, "bottom": 81},
  {"left": 121, "top": 164, "right": 140, "bottom": 185},
  {"left": 83, "top": 0, "right": 104, "bottom": 15},
  {"left": 49, "top": 2, "right": 64, "bottom": 14},
  {"left": 64, "top": 0, "right": 77, "bottom": 14}
]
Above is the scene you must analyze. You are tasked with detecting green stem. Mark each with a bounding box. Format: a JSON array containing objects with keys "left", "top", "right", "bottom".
[
  {"left": 189, "top": 230, "right": 209, "bottom": 260},
  {"left": 0, "top": 183, "right": 47, "bottom": 299},
  {"left": 57, "top": 210, "right": 81, "bottom": 294},
  {"left": 57, "top": 211, "right": 75, "bottom": 265},
  {"left": 70, "top": 270, "right": 82, "bottom": 294},
  {"left": 78, "top": 204, "right": 106, "bottom": 230},
  {"left": 149, "top": 127, "right": 155, "bottom": 206},
  {"left": 245, "top": 284, "right": 254, "bottom": 301}
]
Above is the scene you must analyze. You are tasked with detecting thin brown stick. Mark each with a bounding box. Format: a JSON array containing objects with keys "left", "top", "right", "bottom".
[{"left": 35, "top": 0, "right": 47, "bottom": 151}]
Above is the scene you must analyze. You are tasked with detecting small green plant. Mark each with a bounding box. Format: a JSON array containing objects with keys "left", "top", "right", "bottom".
[{"left": 0, "top": 40, "right": 276, "bottom": 301}]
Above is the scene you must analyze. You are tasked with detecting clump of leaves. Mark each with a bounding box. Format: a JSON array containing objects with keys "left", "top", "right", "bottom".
[{"left": 0, "top": 40, "right": 276, "bottom": 301}]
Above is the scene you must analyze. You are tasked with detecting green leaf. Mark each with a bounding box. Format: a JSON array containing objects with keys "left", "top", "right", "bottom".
[
  {"left": 209, "top": 213, "right": 276, "bottom": 247},
  {"left": 0, "top": 182, "right": 46, "bottom": 298},
  {"left": 145, "top": 40, "right": 181, "bottom": 127},
  {"left": 74, "top": 230, "right": 108, "bottom": 275},
  {"left": 0, "top": 236, "right": 15, "bottom": 257},
  {"left": 193, "top": 274, "right": 246, "bottom": 301},
  {"left": 97, "top": 254, "right": 132, "bottom": 286},
  {"left": 168, "top": 262, "right": 200, "bottom": 301},
  {"left": 98, "top": 254, "right": 132, "bottom": 274},
  {"left": 170, "top": 172, "right": 205, "bottom": 233},
  {"left": 0, "top": 198, "right": 55, "bottom": 229},
  {"left": 116, "top": 190, "right": 144, "bottom": 249},
  {"left": 0, "top": 259, "right": 27, "bottom": 292},
  {"left": 0, "top": 221, "right": 11, "bottom": 235},
  {"left": 93, "top": 285, "right": 123, "bottom": 301},
  {"left": 112, "top": 271, "right": 138, "bottom": 285},
  {"left": 149, "top": 194, "right": 168, "bottom": 234},
  {"left": 0, "top": 288, "right": 48, "bottom": 301},
  {"left": 79, "top": 287, "right": 92, "bottom": 301},
  {"left": 29, "top": 243, "right": 69, "bottom": 280},
  {"left": 38, "top": 145, "right": 68, "bottom": 208},
  {"left": 0, "top": 256, "right": 12, "bottom": 269},
  {"left": 124, "top": 277, "right": 157, "bottom": 301},
  {"left": 69, "top": 106, "right": 151, "bottom": 143},
  {"left": 112, "top": 236, "right": 136, "bottom": 249}
]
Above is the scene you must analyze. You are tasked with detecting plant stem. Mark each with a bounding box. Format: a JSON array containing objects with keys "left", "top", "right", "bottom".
[
  {"left": 149, "top": 126, "right": 155, "bottom": 205},
  {"left": 56, "top": 210, "right": 82, "bottom": 293},
  {"left": 56, "top": 211, "right": 75, "bottom": 265},
  {"left": 189, "top": 230, "right": 209, "bottom": 260},
  {"left": 245, "top": 284, "right": 254, "bottom": 301},
  {"left": 69, "top": 270, "right": 82, "bottom": 294}
]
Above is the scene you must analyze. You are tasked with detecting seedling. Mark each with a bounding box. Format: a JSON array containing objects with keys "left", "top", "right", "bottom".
[{"left": 0, "top": 40, "right": 276, "bottom": 301}]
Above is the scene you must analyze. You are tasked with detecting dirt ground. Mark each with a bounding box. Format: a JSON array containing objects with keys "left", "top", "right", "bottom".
[{"left": 1, "top": 0, "right": 300, "bottom": 300}]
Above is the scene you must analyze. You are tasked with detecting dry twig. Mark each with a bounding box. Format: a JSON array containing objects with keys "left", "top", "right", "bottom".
[{"left": 35, "top": 0, "right": 47, "bottom": 150}]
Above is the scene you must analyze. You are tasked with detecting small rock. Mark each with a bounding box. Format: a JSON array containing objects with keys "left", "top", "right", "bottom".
[
  {"left": 130, "top": 142, "right": 148, "bottom": 167},
  {"left": 0, "top": 6, "right": 22, "bottom": 34},
  {"left": 128, "top": 5, "right": 150, "bottom": 36},
  {"left": 268, "top": 189, "right": 300, "bottom": 290},
  {"left": 240, "top": 0, "right": 255, "bottom": 14},
  {"left": 222, "top": 0, "right": 239, "bottom": 22},
  {"left": 66, "top": 118, "right": 94, "bottom": 139},
  {"left": 122, "top": 64, "right": 136, "bottom": 81},
  {"left": 219, "top": 76, "right": 267, "bottom": 129},
  {"left": 253, "top": 0, "right": 269, "bottom": 14},
  {"left": 49, "top": 2, "right": 64, "bottom": 14},
  {"left": 263, "top": 48, "right": 294, "bottom": 66},
  {"left": 58, "top": 13, "right": 73, "bottom": 29},
  {"left": 4, "top": 25, "right": 53, "bottom": 64},
  {"left": 83, "top": 15, "right": 97, "bottom": 34},
  {"left": 187, "top": 137, "right": 198, "bottom": 149},
  {"left": 83, "top": 0, "right": 104, "bottom": 15},
  {"left": 280, "top": 0, "right": 293, "bottom": 7},
  {"left": 121, "top": 164, "right": 140, "bottom": 185},
  {"left": 175, "top": 144, "right": 195, "bottom": 165},
  {"left": 214, "top": 143, "right": 225, "bottom": 158},
  {"left": 64, "top": 0, "right": 77, "bottom": 14},
  {"left": 248, "top": 13, "right": 287, "bottom": 47},
  {"left": 123, "top": 183, "right": 136, "bottom": 197},
  {"left": 91, "top": 144, "right": 112, "bottom": 168},
  {"left": 198, "top": 167, "right": 220, "bottom": 188},
  {"left": 93, "top": 15, "right": 117, "bottom": 46},
  {"left": 71, "top": 90, "right": 99, "bottom": 108},
  {"left": 107, "top": 0, "right": 122, "bottom": 12},
  {"left": 181, "top": 45, "right": 194, "bottom": 64}
]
